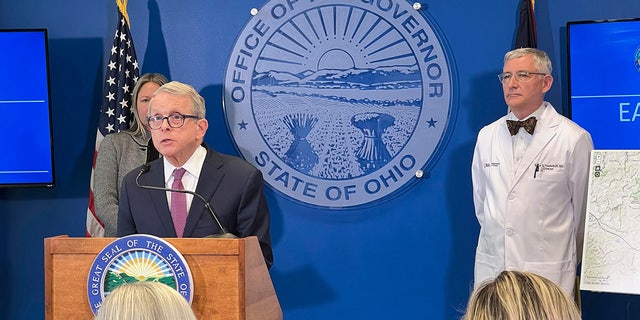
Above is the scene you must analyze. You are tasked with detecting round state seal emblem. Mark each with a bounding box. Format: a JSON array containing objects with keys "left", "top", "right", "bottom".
[
  {"left": 224, "top": 0, "right": 456, "bottom": 208},
  {"left": 87, "top": 234, "right": 193, "bottom": 315}
]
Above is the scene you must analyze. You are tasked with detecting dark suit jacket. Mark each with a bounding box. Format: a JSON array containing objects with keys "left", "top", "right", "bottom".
[{"left": 117, "top": 144, "right": 273, "bottom": 268}]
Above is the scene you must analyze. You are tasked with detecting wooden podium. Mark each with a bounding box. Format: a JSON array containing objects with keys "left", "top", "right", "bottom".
[{"left": 44, "top": 235, "right": 281, "bottom": 319}]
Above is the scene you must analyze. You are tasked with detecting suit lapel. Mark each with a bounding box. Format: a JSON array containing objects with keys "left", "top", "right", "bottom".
[{"left": 182, "top": 146, "right": 225, "bottom": 237}]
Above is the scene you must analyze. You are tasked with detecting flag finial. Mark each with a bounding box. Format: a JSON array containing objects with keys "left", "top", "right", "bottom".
[{"left": 116, "top": 0, "right": 131, "bottom": 27}]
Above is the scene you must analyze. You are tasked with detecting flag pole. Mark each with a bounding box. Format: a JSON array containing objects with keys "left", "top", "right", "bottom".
[{"left": 86, "top": 0, "right": 140, "bottom": 237}]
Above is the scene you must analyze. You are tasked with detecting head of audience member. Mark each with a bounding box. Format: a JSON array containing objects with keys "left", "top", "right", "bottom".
[
  {"left": 130, "top": 73, "right": 169, "bottom": 137},
  {"left": 147, "top": 81, "right": 208, "bottom": 167},
  {"left": 94, "top": 281, "right": 197, "bottom": 320},
  {"left": 462, "top": 270, "right": 581, "bottom": 320},
  {"left": 499, "top": 47, "right": 553, "bottom": 119}
]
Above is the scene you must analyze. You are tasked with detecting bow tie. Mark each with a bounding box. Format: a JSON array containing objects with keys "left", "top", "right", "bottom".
[{"left": 506, "top": 117, "right": 537, "bottom": 136}]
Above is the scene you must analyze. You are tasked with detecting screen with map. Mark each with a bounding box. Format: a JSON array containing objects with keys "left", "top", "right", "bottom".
[
  {"left": 570, "top": 19, "right": 640, "bottom": 295},
  {"left": 581, "top": 150, "right": 640, "bottom": 294}
]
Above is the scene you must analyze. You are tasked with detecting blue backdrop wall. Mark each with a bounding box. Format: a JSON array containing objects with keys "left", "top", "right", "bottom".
[{"left": 0, "top": 0, "right": 638, "bottom": 319}]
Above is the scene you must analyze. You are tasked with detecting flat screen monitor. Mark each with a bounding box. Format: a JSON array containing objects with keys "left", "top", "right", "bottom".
[
  {"left": 567, "top": 18, "right": 640, "bottom": 149},
  {"left": 0, "top": 29, "right": 55, "bottom": 187}
]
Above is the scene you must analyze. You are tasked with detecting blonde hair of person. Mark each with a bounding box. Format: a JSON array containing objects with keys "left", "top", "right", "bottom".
[
  {"left": 129, "top": 73, "right": 169, "bottom": 137},
  {"left": 94, "top": 281, "right": 197, "bottom": 320},
  {"left": 462, "top": 270, "right": 581, "bottom": 320}
]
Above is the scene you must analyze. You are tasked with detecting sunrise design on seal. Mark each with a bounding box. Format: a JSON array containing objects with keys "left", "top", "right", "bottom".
[
  {"left": 87, "top": 235, "right": 193, "bottom": 315},
  {"left": 102, "top": 250, "right": 177, "bottom": 294}
]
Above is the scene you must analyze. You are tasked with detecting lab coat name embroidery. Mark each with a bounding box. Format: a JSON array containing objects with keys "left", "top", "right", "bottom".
[{"left": 539, "top": 163, "right": 564, "bottom": 172}]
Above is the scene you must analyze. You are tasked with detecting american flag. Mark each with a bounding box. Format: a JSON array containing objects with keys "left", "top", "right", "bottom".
[
  {"left": 86, "top": 0, "right": 140, "bottom": 237},
  {"left": 515, "top": 0, "right": 537, "bottom": 49}
]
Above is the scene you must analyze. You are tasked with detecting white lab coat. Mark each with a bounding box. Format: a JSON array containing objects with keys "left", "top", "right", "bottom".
[{"left": 471, "top": 102, "right": 593, "bottom": 296}]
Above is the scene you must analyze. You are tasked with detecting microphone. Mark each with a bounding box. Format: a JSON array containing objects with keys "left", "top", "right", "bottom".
[{"left": 135, "top": 165, "right": 237, "bottom": 239}]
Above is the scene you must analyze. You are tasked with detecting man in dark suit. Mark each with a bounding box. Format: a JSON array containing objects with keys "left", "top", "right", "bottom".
[{"left": 117, "top": 81, "right": 272, "bottom": 268}]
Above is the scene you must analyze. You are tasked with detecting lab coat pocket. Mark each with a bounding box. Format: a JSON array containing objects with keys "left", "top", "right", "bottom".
[
  {"left": 522, "top": 258, "right": 574, "bottom": 271},
  {"left": 536, "top": 164, "right": 565, "bottom": 181},
  {"left": 476, "top": 251, "right": 500, "bottom": 266},
  {"left": 474, "top": 251, "right": 501, "bottom": 282},
  {"left": 521, "top": 259, "right": 575, "bottom": 291}
]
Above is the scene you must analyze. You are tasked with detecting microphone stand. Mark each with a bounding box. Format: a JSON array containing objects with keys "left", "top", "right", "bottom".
[{"left": 136, "top": 164, "right": 237, "bottom": 239}]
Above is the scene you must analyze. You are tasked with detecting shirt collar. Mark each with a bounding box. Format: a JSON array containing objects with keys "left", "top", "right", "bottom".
[
  {"left": 507, "top": 102, "right": 546, "bottom": 121},
  {"left": 163, "top": 145, "right": 207, "bottom": 183}
]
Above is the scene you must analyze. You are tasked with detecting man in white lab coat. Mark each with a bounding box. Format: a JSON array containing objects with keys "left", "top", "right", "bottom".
[{"left": 471, "top": 48, "right": 593, "bottom": 296}]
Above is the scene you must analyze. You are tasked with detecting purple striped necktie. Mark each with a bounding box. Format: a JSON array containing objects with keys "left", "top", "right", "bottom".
[{"left": 171, "top": 168, "right": 187, "bottom": 237}]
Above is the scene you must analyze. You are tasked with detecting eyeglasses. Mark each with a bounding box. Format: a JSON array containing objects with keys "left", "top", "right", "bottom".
[
  {"left": 498, "top": 71, "right": 547, "bottom": 84},
  {"left": 147, "top": 112, "right": 200, "bottom": 130}
]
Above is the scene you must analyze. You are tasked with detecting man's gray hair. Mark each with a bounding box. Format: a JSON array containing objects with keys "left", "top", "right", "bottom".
[
  {"left": 504, "top": 47, "right": 552, "bottom": 74},
  {"left": 151, "top": 81, "right": 206, "bottom": 119}
]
